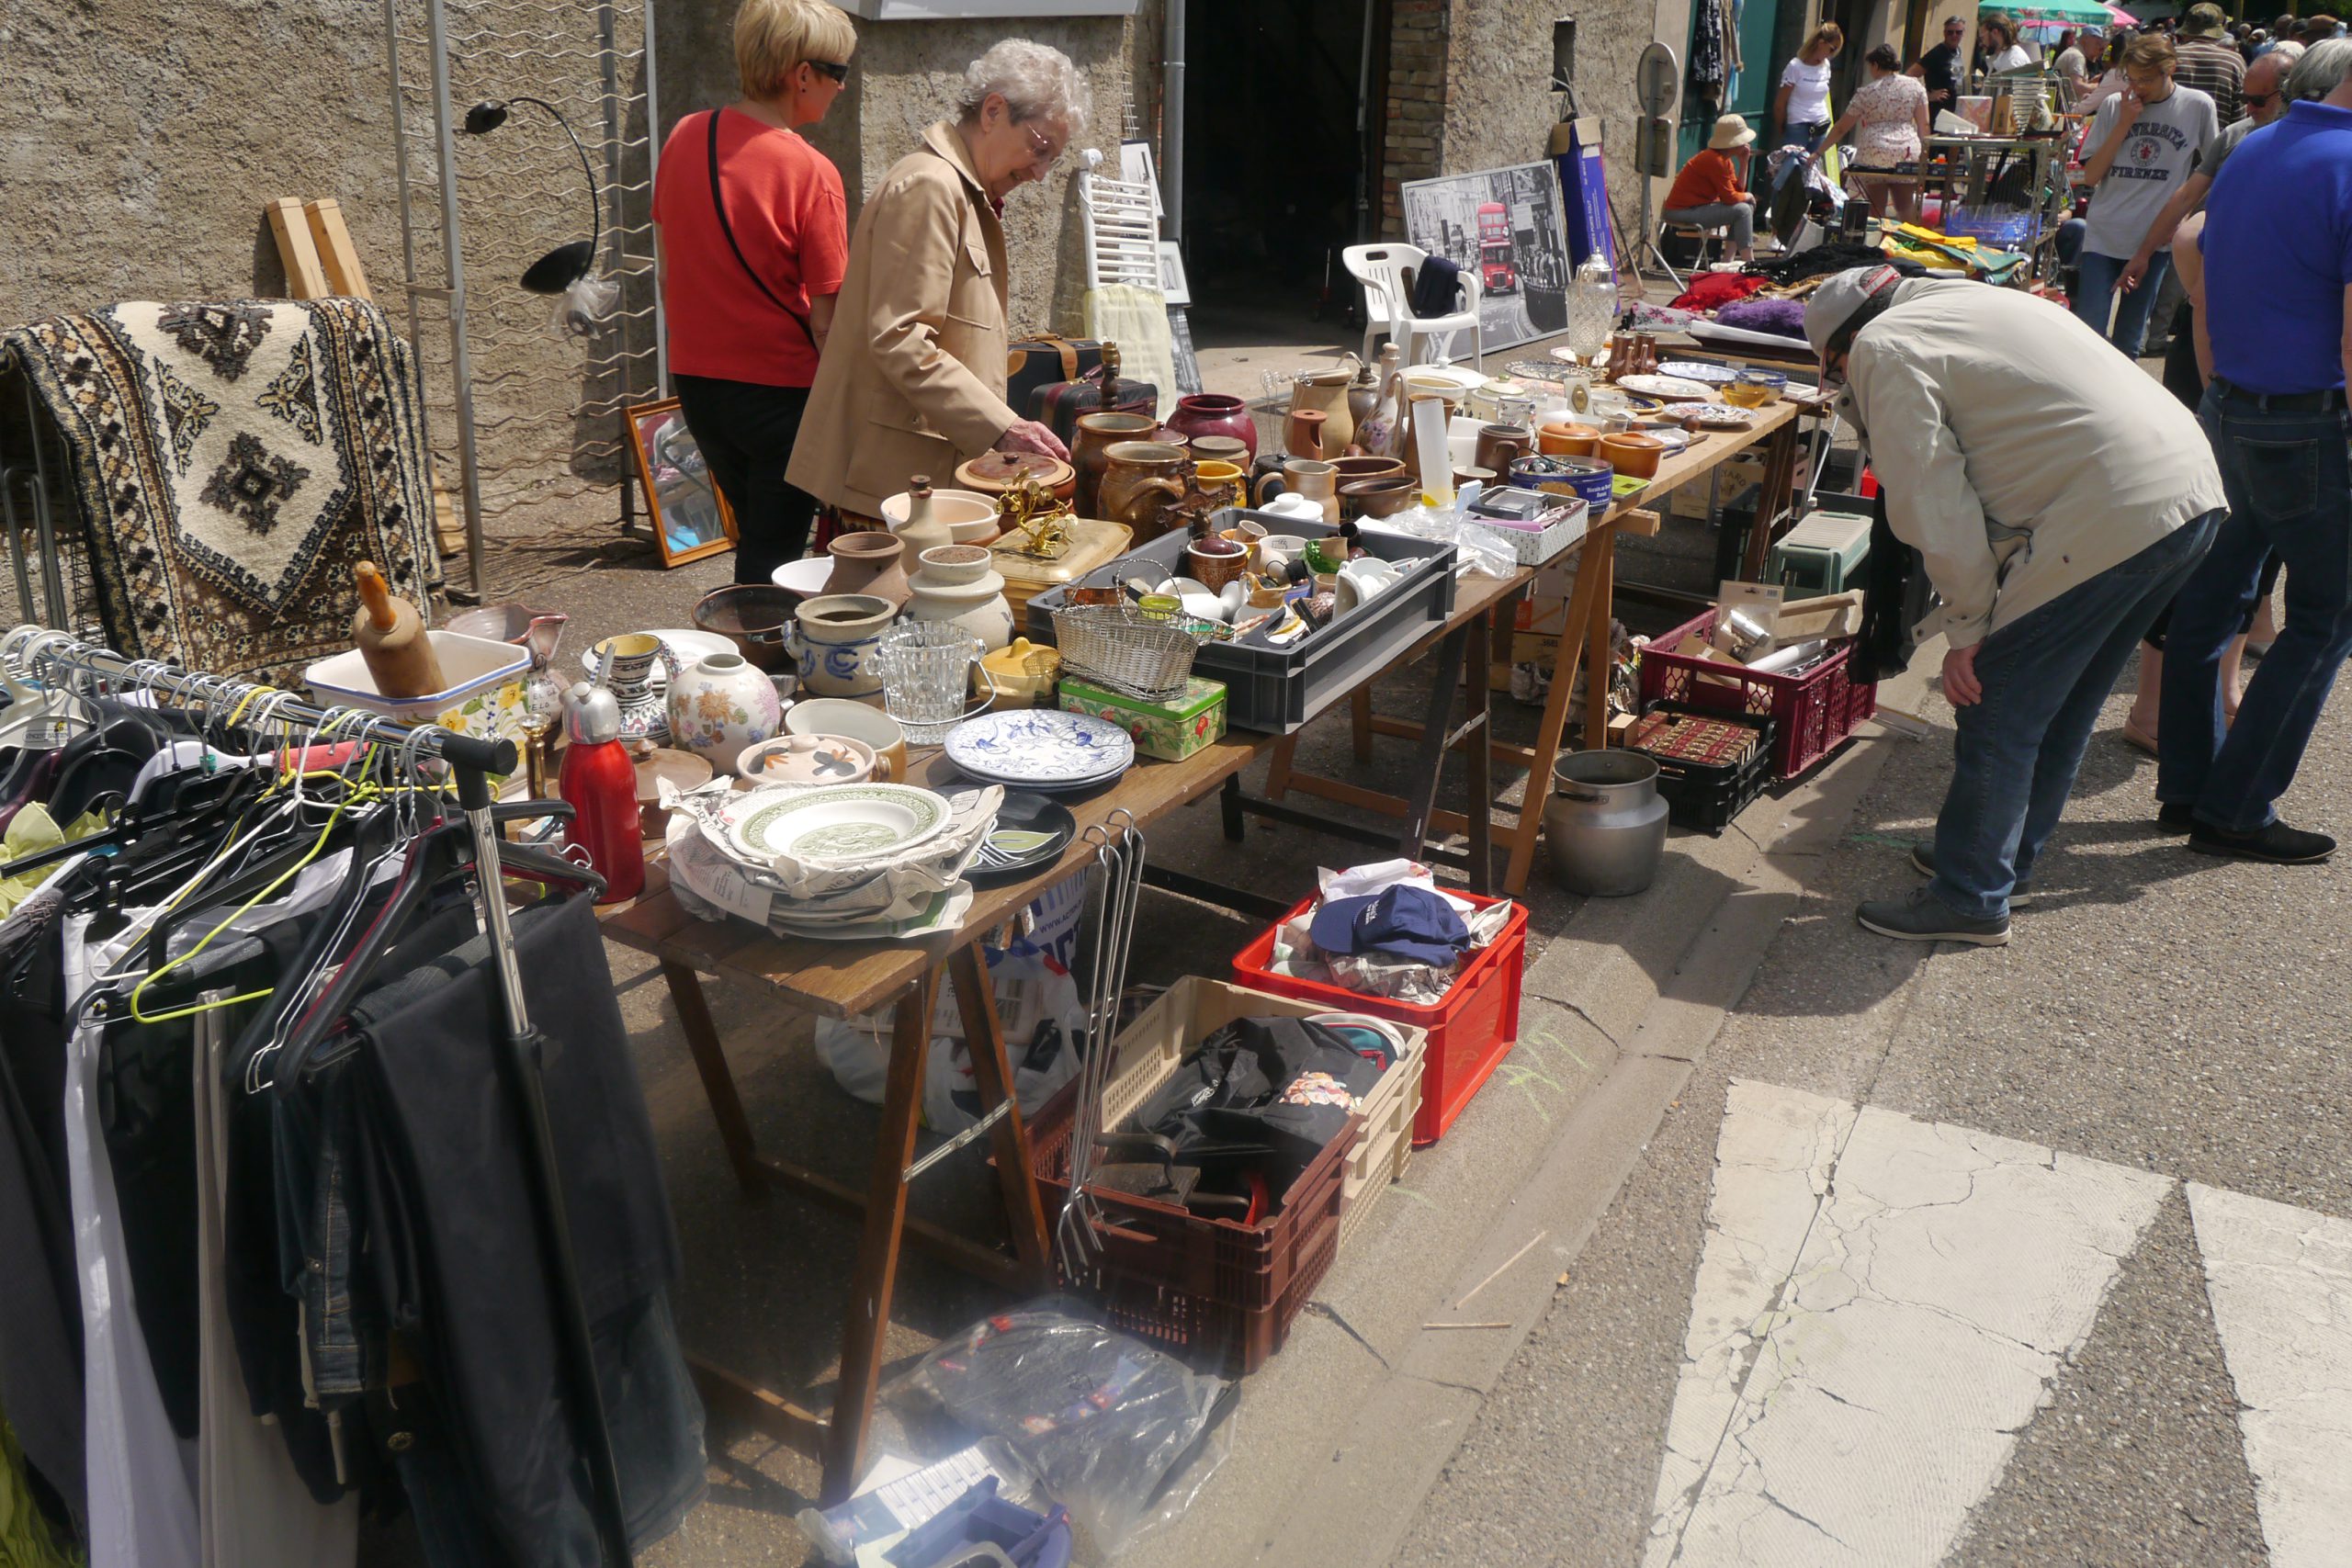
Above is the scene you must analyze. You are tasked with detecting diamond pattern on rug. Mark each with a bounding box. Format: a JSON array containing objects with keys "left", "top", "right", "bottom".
[
  {"left": 153, "top": 361, "right": 220, "bottom": 475},
  {"left": 259, "top": 333, "right": 322, "bottom": 446},
  {"left": 198, "top": 432, "right": 310, "bottom": 536},
  {"left": 2, "top": 298, "right": 437, "bottom": 682},
  {"left": 154, "top": 301, "right": 274, "bottom": 382}
]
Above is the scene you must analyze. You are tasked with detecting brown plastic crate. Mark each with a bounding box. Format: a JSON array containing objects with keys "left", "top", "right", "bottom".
[{"left": 1024, "top": 977, "right": 1416, "bottom": 1374}]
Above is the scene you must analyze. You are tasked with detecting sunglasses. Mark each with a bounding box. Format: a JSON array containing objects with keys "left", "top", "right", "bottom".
[
  {"left": 806, "top": 59, "right": 849, "bottom": 84},
  {"left": 2243, "top": 88, "right": 2279, "bottom": 107}
]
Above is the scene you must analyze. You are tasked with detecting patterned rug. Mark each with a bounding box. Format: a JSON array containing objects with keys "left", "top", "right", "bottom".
[{"left": 2, "top": 298, "right": 437, "bottom": 682}]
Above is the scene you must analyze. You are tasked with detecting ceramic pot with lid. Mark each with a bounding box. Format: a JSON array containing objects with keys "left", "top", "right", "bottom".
[
  {"left": 955, "top": 450, "right": 1076, "bottom": 507},
  {"left": 1071, "top": 412, "right": 1160, "bottom": 515},
  {"left": 905, "top": 544, "right": 1014, "bottom": 650},
  {"left": 1543, "top": 749, "right": 1669, "bottom": 896},
  {"left": 1597, "top": 431, "right": 1666, "bottom": 479}
]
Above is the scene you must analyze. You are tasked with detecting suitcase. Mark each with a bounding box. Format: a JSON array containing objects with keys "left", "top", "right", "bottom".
[
  {"left": 1029, "top": 365, "right": 1158, "bottom": 446},
  {"left": 1006, "top": 334, "right": 1104, "bottom": 425}
]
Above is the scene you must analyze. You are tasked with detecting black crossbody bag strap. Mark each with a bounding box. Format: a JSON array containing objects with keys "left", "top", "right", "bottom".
[{"left": 707, "top": 108, "right": 815, "bottom": 348}]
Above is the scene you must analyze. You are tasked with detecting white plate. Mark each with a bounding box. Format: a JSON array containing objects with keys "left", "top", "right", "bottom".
[
  {"left": 945, "top": 710, "right": 1135, "bottom": 786},
  {"left": 1615, "top": 374, "right": 1716, "bottom": 401},
  {"left": 1657, "top": 361, "right": 1741, "bottom": 386},
  {"left": 772, "top": 884, "right": 975, "bottom": 941},
  {"left": 770, "top": 556, "right": 834, "bottom": 596},
  {"left": 718, "top": 783, "right": 950, "bottom": 863},
  {"left": 1680, "top": 404, "right": 1759, "bottom": 430},
  {"left": 585, "top": 628, "right": 733, "bottom": 692}
]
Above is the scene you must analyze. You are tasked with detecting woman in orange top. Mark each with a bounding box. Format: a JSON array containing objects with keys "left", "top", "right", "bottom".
[
  {"left": 1663, "top": 113, "right": 1759, "bottom": 262},
  {"left": 651, "top": 0, "right": 854, "bottom": 584}
]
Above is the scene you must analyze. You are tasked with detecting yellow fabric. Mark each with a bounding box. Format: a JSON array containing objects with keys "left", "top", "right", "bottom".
[
  {"left": 0, "top": 804, "right": 110, "bottom": 920},
  {"left": 1081, "top": 284, "right": 1178, "bottom": 422}
]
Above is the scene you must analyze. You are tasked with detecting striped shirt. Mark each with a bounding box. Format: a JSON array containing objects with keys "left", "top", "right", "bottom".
[{"left": 2173, "top": 37, "right": 2245, "bottom": 126}]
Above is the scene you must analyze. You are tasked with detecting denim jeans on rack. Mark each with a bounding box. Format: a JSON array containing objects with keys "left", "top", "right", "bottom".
[{"left": 1928, "top": 512, "right": 2219, "bottom": 918}]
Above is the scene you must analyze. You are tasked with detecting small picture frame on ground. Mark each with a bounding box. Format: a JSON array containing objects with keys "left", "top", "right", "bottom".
[{"left": 627, "top": 398, "right": 739, "bottom": 569}]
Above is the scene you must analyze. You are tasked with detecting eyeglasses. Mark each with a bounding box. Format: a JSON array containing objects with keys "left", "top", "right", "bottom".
[
  {"left": 806, "top": 60, "right": 849, "bottom": 84},
  {"left": 1021, "top": 120, "right": 1066, "bottom": 172},
  {"left": 2243, "top": 88, "right": 2279, "bottom": 108}
]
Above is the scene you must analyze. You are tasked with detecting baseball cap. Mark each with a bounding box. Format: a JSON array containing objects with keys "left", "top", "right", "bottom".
[
  {"left": 1804, "top": 265, "right": 1907, "bottom": 365},
  {"left": 1308, "top": 885, "right": 1470, "bottom": 967}
]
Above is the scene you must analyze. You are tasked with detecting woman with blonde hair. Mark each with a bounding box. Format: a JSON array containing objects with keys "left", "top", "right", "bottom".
[
  {"left": 650, "top": 0, "right": 855, "bottom": 583},
  {"left": 1774, "top": 22, "right": 1846, "bottom": 153},
  {"left": 788, "top": 40, "right": 1091, "bottom": 524}
]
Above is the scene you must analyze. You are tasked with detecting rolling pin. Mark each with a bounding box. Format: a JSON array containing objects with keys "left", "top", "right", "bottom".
[{"left": 351, "top": 561, "right": 447, "bottom": 699}]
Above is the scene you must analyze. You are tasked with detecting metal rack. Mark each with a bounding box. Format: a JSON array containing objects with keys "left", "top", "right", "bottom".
[{"left": 380, "top": 0, "right": 665, "bottom": 599}]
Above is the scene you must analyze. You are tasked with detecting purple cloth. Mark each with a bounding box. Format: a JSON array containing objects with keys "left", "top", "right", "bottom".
[{"left": 1714, "top": 297, "right": 1811, "bottom": 340}]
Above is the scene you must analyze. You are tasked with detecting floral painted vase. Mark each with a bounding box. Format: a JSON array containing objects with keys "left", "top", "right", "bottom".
[{"left": 665, "top": 650, "right": 784, "bottom": 773}]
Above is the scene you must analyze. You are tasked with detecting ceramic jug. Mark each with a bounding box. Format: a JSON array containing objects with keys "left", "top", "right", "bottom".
[
  {"left": 665, "top": 650, "right": 785, "bottom": 773},
  {"left": 1289, "top": 360, "right": 1359, "bottom": 453},
  {"left": 822, "top": 530, "right": 911, "bottom": 606},
  {"left": 1254, "top": 458, "right": 1340, "bottom": 527},
  {"left": 1543, "top": 750, "right": 1670, "bottom": 896},
  {"left": 1097, "top": 441, "right": 1194, "bottom": 542},
  {"left": 587, "top": 633, "right": 682, "bottom": 744},
  {"left": 1356, "top": 344, "right": 1405, "bottom": 457},
  {"left": 893, "top": 478, "right": 955, "bottom": 559},
  {"left": 905, "top": 544, "right": 1015, "bottom": 651},
  {"left": 1071, "top": 412, "right": 1159, "bottom": 516},
  {"left": 785, "top": 593, "right": 898, "bottom": 698}
]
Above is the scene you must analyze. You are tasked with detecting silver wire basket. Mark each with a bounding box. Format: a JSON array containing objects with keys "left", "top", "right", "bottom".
[{"left": 1050, "top": 604, "right": 1202, "bottom": 704}]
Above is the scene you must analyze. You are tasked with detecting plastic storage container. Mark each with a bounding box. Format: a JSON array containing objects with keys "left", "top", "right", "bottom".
[
  {"left": 1629, "top": 702, "right": 1775, "bottom": 835},
  {"left": 1231, "top": 891, "right": 1527, "bottom": 1147},
  {"left": 1024, "top": 513, "right": 1458, "bottom": 734},
  {"left": 1023, "top": 978, "right": 1429, "bottom": 1375},
  {"left": 1339, "top": 1021, "right": 1426, "bottom": 1251},
  {"left": 1637, "top": 608, "right": 1876, "bottom": 781}
]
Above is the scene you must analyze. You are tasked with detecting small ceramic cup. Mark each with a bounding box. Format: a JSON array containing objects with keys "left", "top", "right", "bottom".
[
  {"left": 1187, "top": 536, "right": 1250, "bottom": 592},
  {"left": 784, "top": 697, "right": 908, "bottom": 779}
]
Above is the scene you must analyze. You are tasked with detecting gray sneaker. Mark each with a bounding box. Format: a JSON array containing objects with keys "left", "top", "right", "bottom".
[
  {"left": 1907, "top": 840, "right": 2035, "bottom": 905},
  {"left": 1857, "top": 887, "right": 2011, "bottom": 946}
]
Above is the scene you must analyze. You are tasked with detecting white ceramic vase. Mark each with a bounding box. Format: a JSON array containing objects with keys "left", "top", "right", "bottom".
[
  {"left": 665, "top": 650, "right": 784, "bottom": 773},
  {"left": 905, "top": 544, "right": 1015, "bottom": 652}
]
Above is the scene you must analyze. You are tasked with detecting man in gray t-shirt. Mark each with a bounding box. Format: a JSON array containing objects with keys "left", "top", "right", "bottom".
[
  {"left": 2068, "top": 38, "right": 2221, "bottom": 355},
  {"left": 2115, "top": 41, "right": 2301, "bottom": 293}
]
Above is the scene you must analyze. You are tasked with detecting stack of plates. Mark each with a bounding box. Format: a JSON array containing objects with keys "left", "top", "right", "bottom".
[
  {"left": 682, "top": 782, "right": 992, "bottom": 941},
  {"left": 944, "top": 710, "right": 1135, "bottom": 794}
]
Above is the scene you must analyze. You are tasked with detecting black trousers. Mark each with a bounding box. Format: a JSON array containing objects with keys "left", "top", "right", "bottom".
[
  {"left": 673, "top": 373, "right": 819, "bottom": 586},
  {"left": 2143, "top": 300, "right": 2278, "bottom": 649}
]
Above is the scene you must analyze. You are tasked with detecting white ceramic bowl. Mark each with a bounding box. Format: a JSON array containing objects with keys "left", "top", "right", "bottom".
[
  {"left": 882, "top": 487, "right": 999, "bottom": 544},
  {"left": 737, "top": 732, "right": 878, "bottom": 786}
]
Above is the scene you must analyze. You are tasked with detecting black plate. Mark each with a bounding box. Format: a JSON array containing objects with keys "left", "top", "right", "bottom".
[{"left": 966, "top": 791, "right": 1079, "bottom": 885}]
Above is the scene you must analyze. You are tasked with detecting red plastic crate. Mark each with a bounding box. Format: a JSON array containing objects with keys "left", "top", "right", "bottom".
[
  {"left": 1231, "top": 892, "right": 1527, "bottom": 1148},
  {"left": 1638, "top": 608, "right": 1877, "bottom": 782}
]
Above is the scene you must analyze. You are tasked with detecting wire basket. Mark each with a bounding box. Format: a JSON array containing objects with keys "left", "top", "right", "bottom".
[{"left": 1051, "top": 604, "right": 1201, "bottom": 703}]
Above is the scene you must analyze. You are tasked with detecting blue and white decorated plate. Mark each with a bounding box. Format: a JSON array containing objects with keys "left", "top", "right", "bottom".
[
  {"left": 1657, "top": 360, "right": 1741, "bottom": 387},
  {"left": 944, "top": 709, "right": 1135, "bottom": 787}
]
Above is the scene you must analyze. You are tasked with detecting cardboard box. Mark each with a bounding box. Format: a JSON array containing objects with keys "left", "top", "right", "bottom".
[
  {"left": 1058, "top": 675, "right": 1228, "bottom": 761},
  {"left": 1671, "top": 453, "right": 1766, "bottom": 519}
]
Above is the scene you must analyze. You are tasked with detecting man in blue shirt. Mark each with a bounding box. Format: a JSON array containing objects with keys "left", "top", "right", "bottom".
[{"left": 2156, "top": 39, "right": 2352, "bottom": 863}]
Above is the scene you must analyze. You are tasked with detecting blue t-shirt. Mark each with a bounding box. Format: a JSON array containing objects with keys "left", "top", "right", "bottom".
[{"left": 2201, "top": 101, "right": 2352, "bottom": 394}]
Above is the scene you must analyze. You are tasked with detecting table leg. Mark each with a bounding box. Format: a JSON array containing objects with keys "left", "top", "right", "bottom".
[
  {"left": 661, "top": 960, "right": 764, "bottom": 1197},
  {"left": 1397, "top": 625, "right": 1469, "bottom": 859},
  {"left": 1351, "top": 687, "right": 1374, "bottom": 763},
  {"left": 1219, "top": 773, "right": 1244, "bottom": 841},
  {"left": 1583, "top": 525, "right": 1618, "bottom": 750},
  {"left": 1264, "top": 733, "right": 1299, "bottom": 805},
  {"left": 1498, "top": 529, "right": 1612, "bottom": 896},
  {"left": 1464, "top": 607, "right": 1495, "bottom": 893},
  {"left": 822, "top": 972, "right": 935, "bottom": 1505},
  {"left": 947, "top": 942, "right": 1053, "bottom": 1292},
  {"left": 1741, "top": 419, "right": 1804, "bottom": 581}
]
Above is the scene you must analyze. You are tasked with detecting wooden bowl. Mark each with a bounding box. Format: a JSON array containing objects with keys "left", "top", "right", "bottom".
[{"left": 1597, "top": 432, "right": 1666, "bottom": 480}]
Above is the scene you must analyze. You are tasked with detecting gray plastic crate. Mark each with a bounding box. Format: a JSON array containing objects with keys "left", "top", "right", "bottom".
[{"left": 1024, "top": 513, "right": 1459, "bottom": 734}]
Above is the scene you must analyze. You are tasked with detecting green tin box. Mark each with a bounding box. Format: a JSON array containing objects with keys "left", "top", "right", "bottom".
[{"left": 1057, "top": 675, "right": 1228, "bottom": 761}]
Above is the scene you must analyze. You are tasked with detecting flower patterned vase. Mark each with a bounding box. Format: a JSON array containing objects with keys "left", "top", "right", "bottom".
[{"left": 666, "top": 650, "right": 784, "bottom": 773}]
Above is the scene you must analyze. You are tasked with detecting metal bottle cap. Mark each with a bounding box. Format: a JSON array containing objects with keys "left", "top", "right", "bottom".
[{"left": 563, "top": 681, "right": 621, "bottom": 745}]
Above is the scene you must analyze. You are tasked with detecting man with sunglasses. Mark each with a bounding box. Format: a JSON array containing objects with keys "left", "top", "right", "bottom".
[{"left": 1919, "top": 16, "right": 1969, "bottom": 116}]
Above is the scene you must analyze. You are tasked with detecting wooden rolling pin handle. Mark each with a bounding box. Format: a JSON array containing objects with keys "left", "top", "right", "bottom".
[{"left": 356, "top": 561, "right": 399, "bottom": 632}]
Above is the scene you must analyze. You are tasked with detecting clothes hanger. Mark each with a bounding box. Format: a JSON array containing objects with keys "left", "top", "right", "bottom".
[{"left": 0, "top": 627, "right": 96, "bottom": 751}]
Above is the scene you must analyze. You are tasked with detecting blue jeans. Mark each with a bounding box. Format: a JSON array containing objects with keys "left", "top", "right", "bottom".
[
  {"left": 2156, "top": 389, "right": 2352, "bottom": 831},
  {"left": 1931, "top": 513, "right": 2220, "bottom": 917},
  {"left": 2070, "top": 247, "right": 2172, "bottom": 357}
]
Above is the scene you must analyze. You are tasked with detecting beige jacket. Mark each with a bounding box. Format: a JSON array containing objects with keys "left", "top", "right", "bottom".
[
  {"left": 786, "top": 121, "right": 1015, "bottom": 516},
  {"left": 1842, "top": 278, "right": 2226, "bottom": 650}
]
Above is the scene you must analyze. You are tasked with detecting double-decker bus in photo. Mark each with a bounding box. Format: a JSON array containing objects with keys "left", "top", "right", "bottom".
[{"left": 1476, "top": 201, "right": 1518, "bottom": 295}]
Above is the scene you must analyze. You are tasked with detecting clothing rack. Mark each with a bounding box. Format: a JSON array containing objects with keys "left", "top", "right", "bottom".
[{"left": 1, "top": 625, "right": 639, "bottom": 1568}]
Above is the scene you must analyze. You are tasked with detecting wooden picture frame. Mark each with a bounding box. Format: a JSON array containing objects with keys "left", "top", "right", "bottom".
[{"left": 627, "top": 398, "right": 740, "bottom": 569}]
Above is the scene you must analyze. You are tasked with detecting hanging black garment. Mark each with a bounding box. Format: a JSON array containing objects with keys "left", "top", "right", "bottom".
[
  {"left": 342, "top": 892, "right": 704, "bottom": 1568},
  {"left": 1744, "top": 243, "right": 1928, "bottom": 288},
  {"left": 1853, "top": 486, "right": 1932, "bottom": 683}
]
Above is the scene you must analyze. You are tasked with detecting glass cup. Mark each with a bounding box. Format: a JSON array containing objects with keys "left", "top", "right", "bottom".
[{"left": 876, "top": 622, "right": 997, "bottom": 746}]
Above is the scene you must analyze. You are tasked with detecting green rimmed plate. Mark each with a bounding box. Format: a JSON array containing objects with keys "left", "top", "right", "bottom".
[{"left": 718, "top": 784, "right": 950, "bottom": 863}]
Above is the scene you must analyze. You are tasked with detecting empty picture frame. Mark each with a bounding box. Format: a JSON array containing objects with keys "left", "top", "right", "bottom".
[{"left": 627, "top": 398, "right": 738, "bottom": 569}]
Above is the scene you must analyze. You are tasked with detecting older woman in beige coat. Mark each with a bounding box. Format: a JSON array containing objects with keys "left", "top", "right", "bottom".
[{"left": 786, "top": 40, "right": 1089, "bottom": 521}]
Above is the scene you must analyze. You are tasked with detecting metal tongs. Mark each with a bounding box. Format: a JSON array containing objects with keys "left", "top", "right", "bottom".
[{"left": 1055, "top": 810, "right": 1145, "bottom": 1279}]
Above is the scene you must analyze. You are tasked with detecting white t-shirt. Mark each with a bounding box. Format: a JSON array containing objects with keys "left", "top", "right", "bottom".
[
  {"left": 2080, "top": 85, "right": 2221, "bottom": 255},
  {"left": 1782, "top": 56, "right": 1834, "bottom": 126},
  {"left": 1990, "top": 43, "right": 2035, "bottom": 71},
  {"left": 2055, "top": 46, "right": 2087, "bottom": 81}
]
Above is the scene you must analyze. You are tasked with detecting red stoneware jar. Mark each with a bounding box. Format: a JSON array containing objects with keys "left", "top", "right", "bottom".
[{"left": 1166, "top": 392, "right": 1258, "bottom": 461}]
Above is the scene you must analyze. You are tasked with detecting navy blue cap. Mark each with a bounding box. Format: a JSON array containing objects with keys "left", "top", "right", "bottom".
[{"left": 1309, "top": 885, "right": 1470, "bottom": 966}]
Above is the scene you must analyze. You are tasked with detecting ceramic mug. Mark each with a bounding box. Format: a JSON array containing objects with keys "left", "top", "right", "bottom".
[
  {"left": 1187, "top": 536, "right": 1250, "bottom": 592},
  {"left": 784, "top": 698, "right": 909, "bottom": 782},
  {"left": 785, "top": 593, "right": 897, "bottom": 697}
]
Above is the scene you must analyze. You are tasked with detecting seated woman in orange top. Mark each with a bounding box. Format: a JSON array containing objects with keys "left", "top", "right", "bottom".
[{"left": 1663, "top": 113, "right": 1759, "bottom": 262}]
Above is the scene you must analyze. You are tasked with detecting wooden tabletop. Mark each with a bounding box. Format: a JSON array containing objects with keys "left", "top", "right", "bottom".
[{"left": 599, "top": 419, "right": 1792, "bottom": 1016}]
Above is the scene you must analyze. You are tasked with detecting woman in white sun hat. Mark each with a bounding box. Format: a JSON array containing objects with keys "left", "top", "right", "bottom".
[{"left": 1661, "top": 113, "right": 1760, "bottom": 263}]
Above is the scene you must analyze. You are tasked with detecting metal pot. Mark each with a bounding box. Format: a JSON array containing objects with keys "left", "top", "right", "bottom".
[{"left": 1542, "top": 749, "right": 1669, "bottom": 897}]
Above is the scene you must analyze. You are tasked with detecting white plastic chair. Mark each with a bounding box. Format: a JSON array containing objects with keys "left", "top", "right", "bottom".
[{"left": 1342, "top": 242, "right": 1484, "bottom": 370}]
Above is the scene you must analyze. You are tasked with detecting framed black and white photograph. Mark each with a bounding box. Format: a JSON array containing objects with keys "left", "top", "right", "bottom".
[{"left": 1399, "top": 163, "right": 1574, "bottom": 353}]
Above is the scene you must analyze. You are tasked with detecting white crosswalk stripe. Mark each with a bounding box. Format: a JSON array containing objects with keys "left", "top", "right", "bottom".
[
  {"left": 1645, "top": 1080, "right": 2172, "bottom": 1567},
  {"left": 2187, "top": 1184, "right": 2352, "bottom": 1568}
]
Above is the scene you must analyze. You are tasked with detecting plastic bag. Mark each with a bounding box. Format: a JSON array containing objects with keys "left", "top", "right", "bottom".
[
  {"left": 890, "top": 1306, "right": 1234, "bottom": 1559},
  {"left": 550, "top": 274, "right": 620, "bottom": 338}
]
